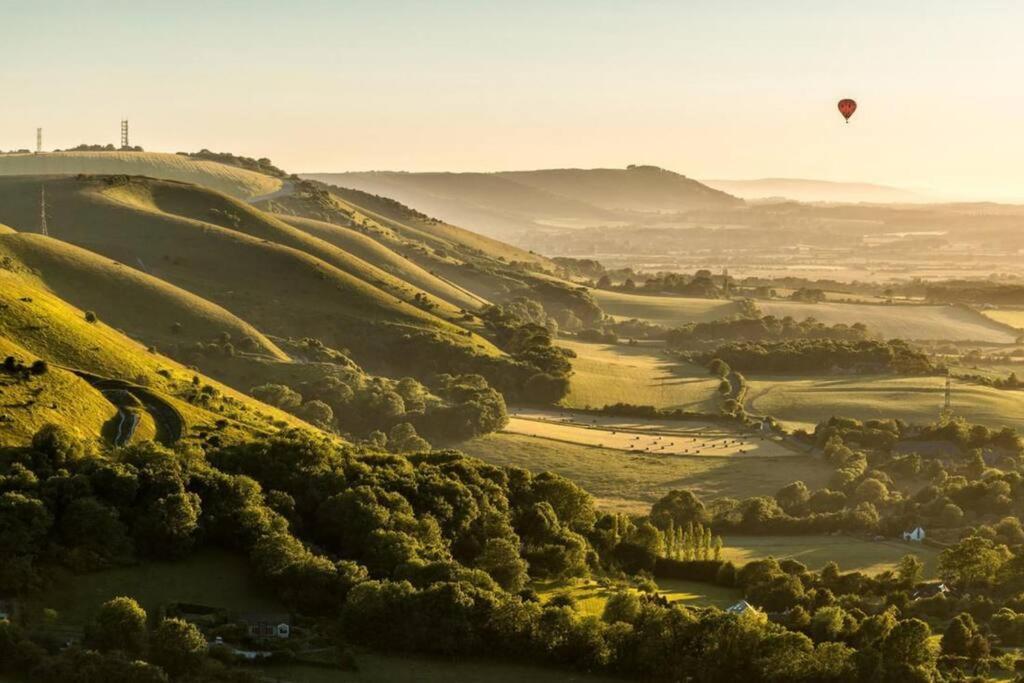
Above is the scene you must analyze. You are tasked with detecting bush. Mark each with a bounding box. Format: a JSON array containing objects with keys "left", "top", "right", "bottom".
[{"left": 84, "top": 311, "right": 98, "bottom": 323}]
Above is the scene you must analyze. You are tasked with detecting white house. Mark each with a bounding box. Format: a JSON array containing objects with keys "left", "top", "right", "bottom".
[
  {"left": 903, "top": 527, "right": 926, "bottom": 542},
  {"left": 726, "top": 600, "right": 757, "bottom": 615}
]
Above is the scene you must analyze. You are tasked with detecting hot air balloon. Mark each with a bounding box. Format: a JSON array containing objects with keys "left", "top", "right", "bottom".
[{"left": 838, "top": 98, "right": 857, "bottom": 123}]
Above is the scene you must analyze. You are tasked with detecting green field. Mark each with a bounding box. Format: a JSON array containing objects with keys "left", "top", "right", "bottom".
[
  {"left": 537, "top": 578, "right": 741, "bottom": 618},
  {"left": 745, "top": 374, "right": 1024, "bottom": 431},
  {"left": 455, "top": 432, "right": 831, "bottom": 514},
  {"left": 983, "top": 308, "right": 1024, "bottom": 330},
  {"left": 759, "top": 300, "right": 1017, "bottom": 342},
  {"left": 590, "top": 289, "right": 742, "bottom": 325},
  {"left": 29, "top": 549, "right": 284, "bottom": 631},
  {"left": 720, "top": 535, "right": 939, "bottom": 577},
  {"left": 558, "top": 339, "right": 718, "bottom": 410},
  {"left": 0, "top": 151, "right": 282, "bottom": 200}
]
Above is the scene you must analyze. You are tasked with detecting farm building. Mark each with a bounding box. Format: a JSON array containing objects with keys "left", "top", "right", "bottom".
[
  {"left": 902, "top": 527, "right": 926, "bottom": 542},
  {"left": 912, "top": 583, "right": 950, "bottom": 600},
  {"left": 240, "top": 613, "right": 291, "bottom": 639}
]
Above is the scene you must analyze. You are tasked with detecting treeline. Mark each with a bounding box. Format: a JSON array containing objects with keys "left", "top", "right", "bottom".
[
  {"left": 694, "top": 339, "right": 934, "bottom": 375},
  {"left": 7, "top": 422, "right": 1024, "bottom": 679},
  {"left": 925, "top": 281, "right": 1024, "bottom": 306},
  {"left": 666, "top": 316, "right": 869, "bottom": 348},
  {"left": 178, "top": 149, "right": 289, "bottom": 179},
  {"left": 480, "top": 300, "right": 575, "bottom": 403}
]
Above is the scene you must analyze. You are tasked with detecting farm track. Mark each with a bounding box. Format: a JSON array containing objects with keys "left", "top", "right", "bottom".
[{"left": 68, "top": 368, "right": 184, "bottom": 445}]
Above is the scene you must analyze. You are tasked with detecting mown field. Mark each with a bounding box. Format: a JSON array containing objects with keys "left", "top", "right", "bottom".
[
  {"left": 720, "top": 535, "right": 939, "bottom": 577},
  {"left": 758, "top": 300, "right": 1017, "bottom": 342},
  {"left": 503, "top": 415, "right": 794, "bottom": 458},
  {"left": 590, "top": 289, "right": 742, "bottom": 325},
  {"left": 558, "top": 339, "right": 719, "bottom": 410},
  {"left": 745, "top": 374, "right": 1024, "bottom": 431},
  {"left": 455, "top": 432, "right": 831, "bottom": 514}
]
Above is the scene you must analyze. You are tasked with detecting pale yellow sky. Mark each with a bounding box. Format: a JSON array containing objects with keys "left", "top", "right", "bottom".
[{"left": 2, "top": 2, "right": 1023, "bottom": 200}]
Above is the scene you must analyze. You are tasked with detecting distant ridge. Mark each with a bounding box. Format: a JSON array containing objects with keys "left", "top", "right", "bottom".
[
  {"left": 701, "top": 177, "right": 923, "bottom": 204},
  {"left": 303, "top": 165, "right": 741, "bottom": 240}
]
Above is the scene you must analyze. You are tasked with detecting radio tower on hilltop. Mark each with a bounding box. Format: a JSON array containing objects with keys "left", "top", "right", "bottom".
[
  {"left": 121, "top": 120, "right": 130, "bottom": 149},
  {"left": 36, "top": 128, "right": 42, "bottom": 154}
]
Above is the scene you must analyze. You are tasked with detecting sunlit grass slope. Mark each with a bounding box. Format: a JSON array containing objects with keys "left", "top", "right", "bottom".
[
  {"left": 280, "top": 214, "right": 486, "bottom": 311},
  {"left": 0, "top": 268, "right": 311, "bottom": 444},
  {"left": 746, "top": 374, "right": 1024, "bottom": 431},
  {"left": 0, "top": 176, "right": 500, "bottom": 373},
  {"left": 0, "top": 232, "right": 286, "bottom": 358},
  {"left": 121, "top": 180, "right": 470, "bottom": 320},
  {"left": 558, "top": 339, "right": 718, "bottom": 410},
  {"left": 0, "top": 335, "right": 115, "bottom": 446},
  {"left": 591, "top": 289, "right": 743, "bottom": 325},
  {"left": 0, "top": 151, "right": 282, "bottom": 199}
]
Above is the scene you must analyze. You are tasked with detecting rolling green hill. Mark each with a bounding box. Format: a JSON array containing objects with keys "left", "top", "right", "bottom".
[
  {"left": 0, "top": 175, "right": 502, "bottom": 377},
  {"left": 0, "top": 334, "right": 116, "bottom": 445},
  {"left": 280, "top": 214, "right": 487, "bottom": 311},
  {"left": 0, "top": 151, "right": 282, "bottom": 200},
  {"left": 0, "top": 268, "right": 312, "bottom": 447},
  {"left": 0, "top": 231, "right": 287, "bottom": 358}
]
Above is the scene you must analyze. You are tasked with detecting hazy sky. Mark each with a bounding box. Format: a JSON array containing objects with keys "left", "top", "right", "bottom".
[{"left": 2, "top": 1, "right": 1023, "bottom": 199}]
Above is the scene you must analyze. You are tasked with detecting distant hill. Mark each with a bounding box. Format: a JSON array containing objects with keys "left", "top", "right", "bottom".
[
  {"left": 701, "top": 178, "right": 923, "bottom": 204},
  {"left": 303, "top": 166, "right": 741, "bottom": 241}
]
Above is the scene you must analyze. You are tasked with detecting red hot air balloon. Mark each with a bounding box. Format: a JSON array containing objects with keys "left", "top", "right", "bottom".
[{"left": 838, "top": 98, "right": 857, "bottom": 123}]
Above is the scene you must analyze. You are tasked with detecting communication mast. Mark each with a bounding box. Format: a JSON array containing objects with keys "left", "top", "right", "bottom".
[
  {"left": 39, "top": 186, "right": 48, "bottom": 237},
  {"left": 36, "top": 128, "right": 42, "bottom": 154},
  {"left": 120, "top": 120, "right": 130, "bottom": 149}
]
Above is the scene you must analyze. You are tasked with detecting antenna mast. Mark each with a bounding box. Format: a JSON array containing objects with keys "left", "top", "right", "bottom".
[
  {"left": 36, "top": 128, "right": 42, "bottom": 154},
  {"left": 121, "top": 120, "right": 129, "bottom": 149},
  {"left": 39, "top": 186, "right": 48, "bottom": 236}
]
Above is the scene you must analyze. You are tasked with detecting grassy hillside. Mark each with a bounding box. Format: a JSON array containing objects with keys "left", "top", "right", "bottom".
[
  {"left": 0, "top": 151, "right": 282, "bottom": 199},
  {"left": 0, "top": 232, "right": 287, "bottom": 358},
  {"left": 759, "top": 300, "right": 1017, "bottom": 342},
  {"left": 261, "top": 180, "right": 603, "bottom": 328},
  {"left": 0, "top": 335, "right": 116, "bottom": 445},
  {"left": 0, "top": 176, "right": 501, "bottom": 376},
  {"left": 279, "top": 214, "right": 486, "bottom": 311},
  {"left": 558, "top": 339, "right": 719, "bottom": 410},
  {"left": 591, "top": 290, "right": 744, "bottom": 325},
  {"left": 0, "top": 267, "right": 311, "bottom": 445},
  {"left": 746, "top": 374, "right": 1024, "bottom": 431}
]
